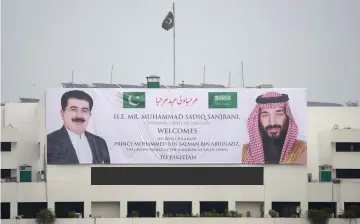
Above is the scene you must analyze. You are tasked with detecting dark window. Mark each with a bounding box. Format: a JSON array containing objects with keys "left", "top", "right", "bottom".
[
  {"left": 1, "top": 202, "right": 10, "bottom": 219},
  {"left": 336, "top": 169, "right": 360, "bottom": 179},
  {"left": 200, "top": 201, "right": 228, "bottom": 215},
  {"left": 18, "top": 202, "right": 47, "bottom": 218},
  {"left": 1, "top": 142, "right": 11, "bottom": 151},
  {"left": 163, "top": 201, "right": 192, "bottom": 216},
  {"left": 1, "top": 169, "right": 11, "bottom": 179},
  {"left": 272, "top": 202, "right": 300, "bottom": 218},
  {"left": 344, "top": 202, "right": 360, "bottom": 215},
  {"left": 127, "top": 201, "right": 156, "bottom": 217},
  {"left": 55, "top": 202, "right": 84, "bottom": 218},
  {"left": 336, "top": 143, "right": 360, "bottom": 152},
  {"left": 91, "top": 167, "right": 263, "bottom": 185},
  {"left": 308, "top": 202, "right": 336, "bottom": 216}
]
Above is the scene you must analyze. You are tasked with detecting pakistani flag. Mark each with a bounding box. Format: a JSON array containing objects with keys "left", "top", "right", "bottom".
[
  {"left": 162, "top": 11, "right": 174, "bottom": 31},
  {"left": 123, "top": 92, "right": 146, "bottom": 108},
  {"left": 208, "top": 92, "right": 238, "bottom": 109}
]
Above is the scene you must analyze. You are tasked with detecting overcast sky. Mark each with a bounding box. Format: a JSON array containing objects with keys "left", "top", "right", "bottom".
[{"left": 1, "top": 0, "right": 360, "bottom": 103}]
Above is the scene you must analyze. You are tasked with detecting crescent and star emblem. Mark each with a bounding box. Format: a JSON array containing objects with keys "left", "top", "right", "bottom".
[
  {"left": 128, "top": 95, "right": 140, "bottom": 106},
  {"left": 166, "top": 18, "right": 172, "bottom": 24}
]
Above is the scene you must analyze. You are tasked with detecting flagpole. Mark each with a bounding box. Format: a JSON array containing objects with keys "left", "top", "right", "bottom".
[
  {"left": 173, "top": 2, "right": 176, "bottom": 87},
  {"left": 241, "top": 60, "right": 245, "bottom": 88},
  {"left": 203, "top": 65, "right": 206, "bottom": 84},
  {"left": 110, "top": 65, "right": 114, "bottom": 84},
  {"left": 228, "top": 72, "right": 231, "bottom": 88}
]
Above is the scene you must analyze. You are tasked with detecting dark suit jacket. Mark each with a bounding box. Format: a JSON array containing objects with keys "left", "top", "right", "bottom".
[{"left": 47, "top": 126, "right": 110, "bottom": 164}]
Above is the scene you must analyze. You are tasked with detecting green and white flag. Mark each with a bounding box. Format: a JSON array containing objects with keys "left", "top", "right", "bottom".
[
  {"left": 208, "top": 92, "right": 237, "bottom": 108},
  {"left": 123, "top": 92, "right": 146, "bottom": 108}
]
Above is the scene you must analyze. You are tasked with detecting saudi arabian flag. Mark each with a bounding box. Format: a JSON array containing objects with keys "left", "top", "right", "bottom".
[
  {"left": 208, "top": 92, "right": 237, "bottom": 108},
  {"left": 123, "top": 92, "right": 146, "bottom": 108}
]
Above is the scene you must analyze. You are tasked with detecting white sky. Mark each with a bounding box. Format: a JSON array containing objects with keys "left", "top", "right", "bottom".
[{"left": 1, "top": 0, "right": 360, "bottom": 103}]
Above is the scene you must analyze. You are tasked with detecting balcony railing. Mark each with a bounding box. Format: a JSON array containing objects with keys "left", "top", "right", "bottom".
[{"left": 1, "top": 177, "right": 17, "bottom": 182}]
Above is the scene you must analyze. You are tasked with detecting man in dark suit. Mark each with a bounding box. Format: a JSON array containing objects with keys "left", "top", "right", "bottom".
[{"left": 47, "top": 90, "right": 110, "bottom": 164}]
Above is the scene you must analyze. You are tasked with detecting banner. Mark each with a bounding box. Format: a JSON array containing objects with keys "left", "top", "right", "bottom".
[{"left": 45, "top": 88, "right": 307, "bottom": 165}]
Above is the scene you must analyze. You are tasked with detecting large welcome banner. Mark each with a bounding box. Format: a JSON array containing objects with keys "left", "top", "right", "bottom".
[{"left": 46, "top": 88, "right": 307, "bottom": 165}]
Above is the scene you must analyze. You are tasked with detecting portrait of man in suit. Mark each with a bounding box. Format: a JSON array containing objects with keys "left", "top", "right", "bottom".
[
  {"left": 47, "top": 90, "right": 110, "bottom": 164},
  {"left": 242, "top": 91, "right": 307, "bottom": 164}
]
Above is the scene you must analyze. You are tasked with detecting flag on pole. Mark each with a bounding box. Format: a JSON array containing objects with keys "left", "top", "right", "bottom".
[{"left": 162, "top": 11, "right": 174, "bottom": 31}]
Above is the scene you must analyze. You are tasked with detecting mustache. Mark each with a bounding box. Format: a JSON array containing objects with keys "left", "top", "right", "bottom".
[
  {"left": 265, "top": 125, "right": 282, "bottom": 131},
  {"left": 72, "top": 117, "right": 85, "bottom": 123}
]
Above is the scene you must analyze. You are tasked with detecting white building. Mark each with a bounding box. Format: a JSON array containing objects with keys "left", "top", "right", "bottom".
[{"left": 1, "top": 96, "right": 360, "bottom": 220}]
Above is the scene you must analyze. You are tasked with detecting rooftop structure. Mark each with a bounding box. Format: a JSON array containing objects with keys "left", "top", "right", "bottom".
[
  {"left": 52, "top": 82, "right": 345, "bottom": 107},
  {"left": 307, "top": 102, "right": 344, "bottom": 107},
  {"left": 19, "top": 98, "right": 40, "bottom": 103}
]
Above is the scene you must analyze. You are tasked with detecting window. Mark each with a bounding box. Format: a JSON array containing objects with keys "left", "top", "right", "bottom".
[
  {"left": 127, "top": 201, "right": 156, "bottom": 217},
  {"left": 18, "top": 202, "right": 47, "bottom": 218},
  {"left": 272, "top": 202, "right": 300, "bottom": 218},
  {"left": 164, "top": 201, "right": 192, "bottom": 216},
  {"left": 1, "top": 142, "right": 11, "bottom": 151},
  {"left": 1, "top": 169, "right": 11, "bottom": 179},
  {"left": 336, "top": 143, "right": 360, "bottom": 152},
  {"left": 344, "top": 202, "right": 360, "bottom": 213},
  {"left": 1, "top": 202, "right": 10, "bottom": 219},
  {"left": 308, "top": 202, "right": 336, "bottom": 217},
  {"left": 336, "top": 169, "right": 360, "bottom": 179},
  {"left": 200, "top": 201, "right": 228, "bottom": 215},
  {"left": 55, "top": 202, "right": 84, "bottom": 218},
  {"left": 55, "top": 201, "right": 84, "bottom": 218}
]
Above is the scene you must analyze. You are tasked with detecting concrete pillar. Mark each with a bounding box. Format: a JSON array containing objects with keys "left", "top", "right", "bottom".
[
  {"left": 300, "top": 201, "right": 308, "bottom": 217},
  {"left": 84, "top": 201, "right": 91, "bottom": 218},
  {"left": 156, "top": 201, "right": 163, "bottom": 217},
  {"left": 47, "top": 201, "right": 55, "bottom": 213},
  {"left": 336, "top": 184, "right": 342, "bottom": 217},
  {"left": 120, "top": 201, "right": 127, "bottom": 217},
  {"left": 264, "top": 201, "right": 272, "bottom": 217},
  {"left": 228, "top": 201, "right": 236, "bottom": 212},
  {"left": 192, "top": 201, "right": 200, "bottom": 216},
  {"left": 10, "top": 202, "right": 18, "bottom": 218}
]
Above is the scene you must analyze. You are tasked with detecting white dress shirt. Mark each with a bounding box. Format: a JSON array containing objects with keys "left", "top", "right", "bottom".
[{"left": 66, "top": 129, "right": 93, "bottom": 164}]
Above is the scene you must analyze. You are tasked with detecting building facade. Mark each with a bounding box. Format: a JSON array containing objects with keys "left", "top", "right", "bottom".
[{"left": 1, "top": 98, "right": 360, "bottom": 219}]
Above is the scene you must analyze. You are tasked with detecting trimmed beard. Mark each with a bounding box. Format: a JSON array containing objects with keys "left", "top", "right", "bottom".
[{"left": 259, "top": 117, "right": 289, "bottom": 143}]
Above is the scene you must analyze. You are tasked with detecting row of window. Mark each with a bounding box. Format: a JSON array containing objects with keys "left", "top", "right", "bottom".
[
  {"left": 2, "top": 201, "right": 360, "bottom": 219},
  {"left": 2, "top": 168, "right": 360, "bottom": 181}
]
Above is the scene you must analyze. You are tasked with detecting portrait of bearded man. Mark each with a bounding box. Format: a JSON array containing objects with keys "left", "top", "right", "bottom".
[{"left": 242, "top": 91, "right": 307, "bottom": 164}]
